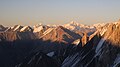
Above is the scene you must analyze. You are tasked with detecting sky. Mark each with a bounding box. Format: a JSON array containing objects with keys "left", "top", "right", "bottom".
[{"left": 0, "top": 0, "right": 120, "bottom": 26}]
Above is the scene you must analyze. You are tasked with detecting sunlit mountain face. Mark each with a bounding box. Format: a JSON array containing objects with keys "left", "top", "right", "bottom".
[{"left": 0, "top": 20, "right": 120, "bottom": 67}]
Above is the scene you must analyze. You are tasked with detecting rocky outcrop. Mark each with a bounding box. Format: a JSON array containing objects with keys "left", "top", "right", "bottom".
[
  {"left": 62, "top": 34, "right": 101, "bottom": 67},
  {"left": 108, "top": 22, "right": 120, "bottom": 45},
  {"left": 81, "top": 32, "right": 89, "bottom": 47}
]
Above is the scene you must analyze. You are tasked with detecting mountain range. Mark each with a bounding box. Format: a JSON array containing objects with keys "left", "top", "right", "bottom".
[{"left": 0, "top": 20, "right": 120, "bottom": 67}]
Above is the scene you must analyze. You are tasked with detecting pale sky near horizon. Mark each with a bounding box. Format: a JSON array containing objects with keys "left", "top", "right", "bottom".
[{"left": 0, "top": 0, "right": 120, "bottom": 26}]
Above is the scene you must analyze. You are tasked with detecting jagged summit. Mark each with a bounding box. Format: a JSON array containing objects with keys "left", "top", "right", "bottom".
[
  {"left": 69, "top": 21, "right": 80, "bottom": 26},
  {"left": 5, "top": 25, "right": 33, "bottom": 32},
  {"left": 0, "top": 25, "right": 6, "bottom": 31},
  {"left": 40, "top": 26, "right": 81, "bottom": 43},
  {"left": 92, "top": 23, "right": 106, "bottom": 28},
  {"left": 1, "top": 21, "right": 106, "bottom": 33},
  {"left": 104, "top": 22, "right": 120, "bottom": 46},
  {"left": 8, "top": 25, "right": 23, "bottom": 32},
  {"left": 63, "top": 21, "right": 89, "bottom": 30},
  {"left": 1, "top": 20, "right": 120, "bottom": 67},
  {"left": 20, "top": 26, "right": 33, "bottom": 32},
  {"left": 33, "top": 23, "right": 43, "bottom": 28}
]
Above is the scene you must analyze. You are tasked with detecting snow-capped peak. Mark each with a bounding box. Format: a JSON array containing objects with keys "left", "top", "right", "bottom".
[
  {"left": 42, "top": 28, "right": 54, "bottom": 36},
  {"left": 63, "top": 21, "right": 95, "bottom": 32},
  {"left": 20, "top": 26, "right": 32, "bottom": 32},
  {"left": 33, "top": 23, "right": 42, "bottom": 28},
  {"left": 69, "top": 21, "right": 80, "bottom": 26},
  {"left": 0, "top": 25, "right": 5, "bottom": 31},
  {"left": 13, "top": 25, "right": 21, "bottom": 31},
  {"left": 92, "top": 23, "right": 106, "bottom": 28},
  {"left": 33, "top": 26, "right": 44, "bottom": 33}
]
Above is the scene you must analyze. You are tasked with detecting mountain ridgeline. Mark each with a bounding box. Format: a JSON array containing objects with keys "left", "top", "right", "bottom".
[{"left": 0, "top": 21, "right": 120, "bottom": 67}]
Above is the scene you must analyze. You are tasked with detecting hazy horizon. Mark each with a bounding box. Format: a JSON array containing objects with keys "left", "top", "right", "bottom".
[{"left": 0, "top": 0, "right": 120, "bottom": 26}]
